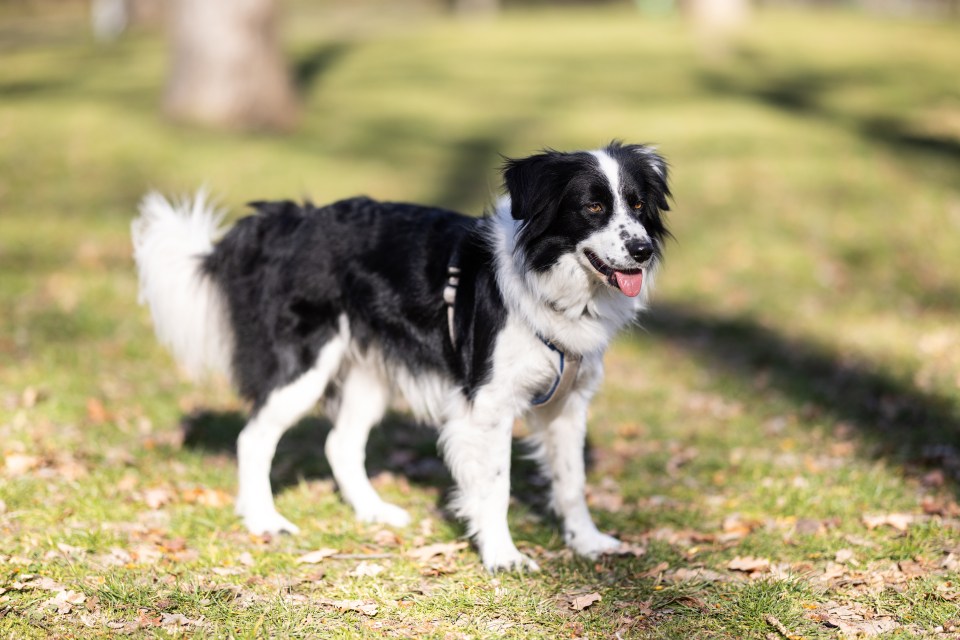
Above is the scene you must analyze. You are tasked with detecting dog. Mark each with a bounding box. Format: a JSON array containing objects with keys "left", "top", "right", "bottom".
[{"left": 131, "top": 141, "right": 670, "bottom": 572}]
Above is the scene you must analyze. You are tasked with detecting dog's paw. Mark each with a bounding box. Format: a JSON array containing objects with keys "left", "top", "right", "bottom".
[
  {"left": 482, "top": 546, "right": 541, "bottom": 573},
  {"left": 567, "top": 530, "right": 622, "bottom": 559},
  {"left": 355, "top": 502, "right": 411, "bottom": 528},
  {"left": 243, "top": 509, "right": 301, "bottom": 536}
]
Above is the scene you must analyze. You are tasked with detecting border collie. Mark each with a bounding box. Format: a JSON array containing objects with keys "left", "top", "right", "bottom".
[{"left": 132, "top": 142, "right": 670, "bottom": 572}]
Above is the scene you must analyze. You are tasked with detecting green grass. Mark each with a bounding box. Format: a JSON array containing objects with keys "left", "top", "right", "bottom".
[{"left": 2, "top": 3, "right": 960, "bottom": 638}]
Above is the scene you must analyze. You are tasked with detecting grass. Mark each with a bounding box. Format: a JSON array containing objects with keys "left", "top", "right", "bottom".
[{"left": 2, "top": 3, "right": 960, "bottom": 638}]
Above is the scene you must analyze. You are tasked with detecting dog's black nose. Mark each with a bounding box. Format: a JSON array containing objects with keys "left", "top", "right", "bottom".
[{"left": 625, "top": 238, "right": 655, "bottom": 264}]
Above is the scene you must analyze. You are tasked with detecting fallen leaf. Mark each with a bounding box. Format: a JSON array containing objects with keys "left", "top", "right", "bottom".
[
  {"left": 667, "top": 567, "right": 729, "bottom": 583},
  {"left": 372, "top": 529, "right": 401, "bottom": 546},
  {"left": 160, "top": 612, "right": 197, "bottom": 628},
  {"left": 815, "top": 600, "right": 901, "bottom": 637},
  {"left": 835, "top": 548, "right": 855, "bottom": 564},
  {"left": 794, "top": 518, "right": 825, "bottom": 536},
  {"left": 142, "top": 487, "right": 174, "bottom": 510},
  {"left": 898, "top": 559, "right": 926, "bottom": 579},
  {"left": 86, "top": 397, "right": 109, "bottom": 424},
  {"left": 238, "top": 552, "right": 255, "bottom": 567},
  {"left": 4, "top": 453, "right": 40, "bottom": 476},
  {"left": 406, "top": 541, "right": 469, "bottom": 563},
  {"left": 46, "top": 589, "right": 86, "bottom": 614},
  {"left": 296, "top": 548, "right": 339, "bottom": 564},
  {"left": 862, "top": 513, "right": 914, "bottom": 532},
  {"left": 350, "top": 561, "right": 385, "bottom": 578},
  {"left": 586, "top": 476, "right": 624, "bottom": 512},
  {"left": 569, "top": 592, "right": 602, "bottom": 611},
  {"left": 181, "top": 486, "right": 232, "bottom": 507},
  {"left": 486, "top": 618, "right": 515, "bottom": 632},
  {"left": 609, "top": 543, "right": 646, "bottom": 557},
  {"left": 320, "top": 598, "right": 379, "bottom": 616},
  {"left": 728, "top": 556, "right": 771, "bottom": 573}
]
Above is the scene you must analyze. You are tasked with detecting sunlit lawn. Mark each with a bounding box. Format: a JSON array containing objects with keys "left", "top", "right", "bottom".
[{"left": 1, "top": 4, "right": 959, "bottom": 638}]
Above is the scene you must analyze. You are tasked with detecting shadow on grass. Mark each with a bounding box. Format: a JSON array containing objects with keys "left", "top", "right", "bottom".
[
  {"left": 699, "top": 56, "right": 960, "bottom": 176},
  {"left": 180, "top": 408, "right": 552, "bottom": 513},
  {"left": 640, "top": 300, "right": 960, "bottom": 480},
  {"left": 293, "top": 41, "right": 351, "bottom": 94}
]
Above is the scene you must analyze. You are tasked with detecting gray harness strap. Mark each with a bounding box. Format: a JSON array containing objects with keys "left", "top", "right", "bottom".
[{"left": 443, "top": 257, "right": 579, "bottom": 408}]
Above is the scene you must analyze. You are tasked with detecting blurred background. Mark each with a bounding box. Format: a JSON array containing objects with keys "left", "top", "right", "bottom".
[{"left": 1, "top": 0, "right": 959, "bottom": 460}]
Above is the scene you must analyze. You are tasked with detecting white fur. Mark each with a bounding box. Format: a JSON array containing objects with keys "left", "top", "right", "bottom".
[
  {"left": 486, "top": 201, "right": 644, "bottom": 356},
  {"left": 325, "top": 361, "right": 411, "bottom": 527},
  {"left": 526, "top": 355, "right": 621, "bottom": 557},
  {"left": 131, "top": 190, "right": 233, "bottom": 381},
  {"left": 142, "top": 149, "right": 660, "bottom": 570},
  {"left": 585, "top": 149, "right": 654, "bottom": 272},
  {"left": 235, "top": 331, "right": 346, "bottom": 535}
]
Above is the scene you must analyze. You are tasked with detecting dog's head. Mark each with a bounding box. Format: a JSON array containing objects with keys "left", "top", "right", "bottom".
[{"left": 503, "top": 141, "right": 670, "bottom": 298}]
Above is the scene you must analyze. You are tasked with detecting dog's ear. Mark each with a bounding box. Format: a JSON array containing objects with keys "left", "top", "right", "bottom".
[
  {"left": 502, "top": 151, "right": 572, "bottom": 240},
  {"left": 625, "top": 144, "right": 671, "bottom": 212}
]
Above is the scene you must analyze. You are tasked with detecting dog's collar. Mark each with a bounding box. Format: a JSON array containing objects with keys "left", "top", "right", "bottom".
[{"left": 444, "top": 251, "right": 580, "bottom": 408}]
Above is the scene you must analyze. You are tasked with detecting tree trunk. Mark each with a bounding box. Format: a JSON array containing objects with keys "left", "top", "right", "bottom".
[{"left": 163, "top": 0, "right": 299, "bottom": 132}]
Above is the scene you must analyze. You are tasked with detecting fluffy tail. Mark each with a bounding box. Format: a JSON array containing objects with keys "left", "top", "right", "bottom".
[{"left": 131, "top": 190, "right": 233, "bottom": 381}]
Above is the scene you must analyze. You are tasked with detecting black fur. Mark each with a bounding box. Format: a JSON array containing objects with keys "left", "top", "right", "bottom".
[
  {"left": 202, "top": 197, "right": 505, "bottom": 407},
  {"left": 504, "top": 141, "right": 670, "bottom": 272},
  {"left": 199, "top": 141, "right": 668, "bottom": 408}
]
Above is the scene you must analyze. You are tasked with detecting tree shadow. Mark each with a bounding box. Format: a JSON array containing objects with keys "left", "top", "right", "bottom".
[
  {"left": 699, "top": 56, "right": 960, "bottom": 174},
  {"left": 639, "top": 300, "right": 960, "bottom": 482},
  {"left": 180, "top": 407, "right": 553, "bottom": 513},
  {"left": 431, "top": 133, "right": 505, "bottom": 214},
  {"left": 293, "top": 41, "right": 351, "bottom": 94}
]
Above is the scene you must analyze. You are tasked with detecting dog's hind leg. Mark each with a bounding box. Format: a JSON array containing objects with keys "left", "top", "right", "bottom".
[
  {"left": 325, "top": 364, "right": 410, "bottom": 527},
  {"left": 235, "top": 336, "right": 345, "bottom": 535}
]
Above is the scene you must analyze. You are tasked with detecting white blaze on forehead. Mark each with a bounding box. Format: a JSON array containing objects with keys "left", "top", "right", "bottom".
[{"left": 589, "top": 150, "right": 625, "bottom": 215}]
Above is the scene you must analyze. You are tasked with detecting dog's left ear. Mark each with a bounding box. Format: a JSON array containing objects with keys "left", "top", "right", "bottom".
[
  {"left": 502, "top": 151, "right": 574, "bottom": 240},
  {"left": 625, "top": 144, "right": 671, "bottom": 212}
]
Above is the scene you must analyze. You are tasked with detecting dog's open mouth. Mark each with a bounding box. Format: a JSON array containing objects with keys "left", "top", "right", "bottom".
[{"left": 584, "top": 250, "right": 644, "bottom": 298}]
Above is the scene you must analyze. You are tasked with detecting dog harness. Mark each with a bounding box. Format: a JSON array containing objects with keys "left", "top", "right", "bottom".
[{"left": 443, "top": 253, "right": 581, "bottom": 409}]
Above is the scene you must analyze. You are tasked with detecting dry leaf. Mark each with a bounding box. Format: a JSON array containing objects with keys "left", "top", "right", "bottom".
[
  {"left": 320, "top": 598, "right": 379, "bottom": 616},
  {"left": 4, "top": 453, "right": 40, "bottom": 476},
  {"left": 238, "top": 552, "right": 255, "bottom": 567},
  {"left": 296, "top": 548, "right": 339, "bottom": 564},
  {"left": 181, "top": 486, "right": 232, "bottom": 507},
  {"left": 668, "top": 567, "right": 728, "bottom": 583},
  {"left": 816, "top": 601, "right": 900, "bottom": 637},
  {"left": 46, "top": 589, "right": 86, "bottom": 614},
  {"left": 486, "top": 618, "right": 515, "bottom": 632},
  {"left": 406, "top": 541, "right": 469, "bottom": 563},
  {"left": 609, "top": 543, "right": 646, "bottom": 557},
  {"left": 86, "top": 397, "right": 109, "bottom": 424},
  {"left": 569, "top": 592, "right": 602, "bottom": 611},
  {"left": 142, "top": 487, "right": 174, "bottom": 510},
  {"left": 372, "top": 529, "right": 401, "bottom": 546},
  {"left": 728, "top": 556, "right": 771, "bottom": 573},
  {"left": 862, "top": 513, "right": 914, "bottom": 531},
  {"left": 350, "top": 561, "right": 385, "bottom": 578},
  {"left": 835, "top": 548, "right": 855, "bottom": 564},
  {"left": 160, "top": 612, "right": 196, "bottom": 628}
]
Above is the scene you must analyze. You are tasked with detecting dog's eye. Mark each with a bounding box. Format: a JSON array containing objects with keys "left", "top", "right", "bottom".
[
  {"left": 586, "top": 203, "right": 603, "bottom": 214},
  {"left": 633, "top": 201, "right": 644, "bottom": 210}
]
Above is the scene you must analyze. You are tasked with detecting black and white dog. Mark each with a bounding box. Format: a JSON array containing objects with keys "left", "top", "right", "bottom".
[{"left": 132, "top": 142, "right": 670, "bottom": 571}]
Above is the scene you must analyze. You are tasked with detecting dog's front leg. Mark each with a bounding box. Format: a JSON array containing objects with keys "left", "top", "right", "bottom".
[
  {"left": 529, "top": 378, "right": 622, "bottom": 558},
  {"left": 439, "top": 412, "right": 539, "bottom": 573}
]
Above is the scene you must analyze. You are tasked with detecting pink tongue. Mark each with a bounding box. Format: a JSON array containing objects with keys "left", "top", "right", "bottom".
[{"left": 614, "top": 271, "right": 644, "bottom": 297}]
